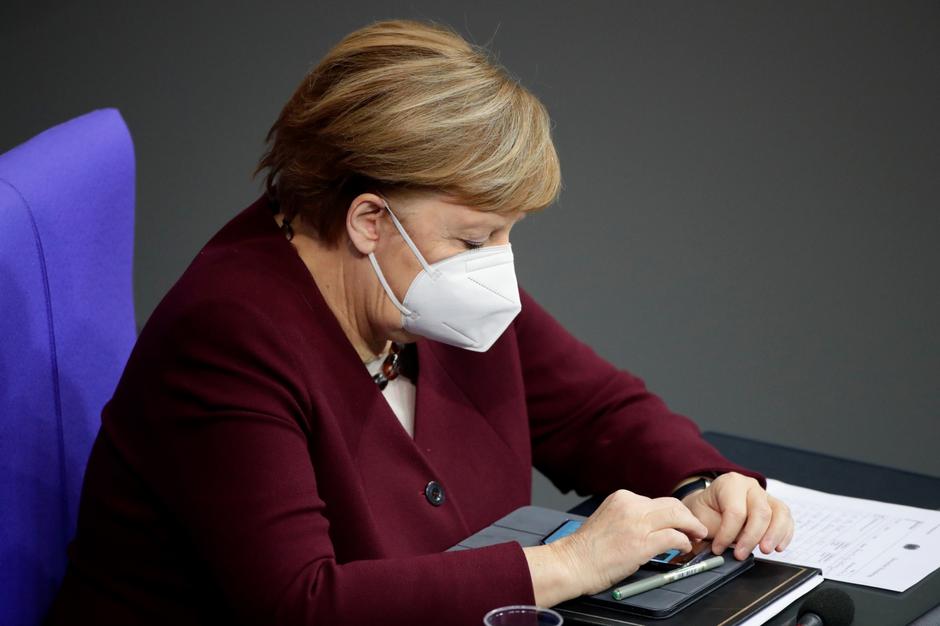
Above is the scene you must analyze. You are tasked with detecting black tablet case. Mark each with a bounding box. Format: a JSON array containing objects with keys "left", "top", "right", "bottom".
[
  {"left": 563, "top": 548, "right": 753, "bottom": 618},
  {"left": 555, "top": 559, "right": 821, "bottom": 626},
  {"left": 449, "top": 506, "right": 820, "bottom": 624}
]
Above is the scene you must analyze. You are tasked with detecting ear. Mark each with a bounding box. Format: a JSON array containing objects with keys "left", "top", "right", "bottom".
[{"left": 345, "top": 193, "right": 388, "bottom": 256}]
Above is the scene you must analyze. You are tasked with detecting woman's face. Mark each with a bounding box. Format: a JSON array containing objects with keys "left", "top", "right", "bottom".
[{"left": 359, "top": 191, "right": 526, "bottom": 343}]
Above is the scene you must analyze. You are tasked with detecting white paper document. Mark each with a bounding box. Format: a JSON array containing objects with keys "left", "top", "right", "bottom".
[{"left": 756, "top": 479, "right": 940, "bottom": 592}]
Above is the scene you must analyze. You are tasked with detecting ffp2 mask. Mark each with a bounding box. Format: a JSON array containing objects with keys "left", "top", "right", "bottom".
[{"left": 367, "top": 200, "right": 522, "bottom": 352}]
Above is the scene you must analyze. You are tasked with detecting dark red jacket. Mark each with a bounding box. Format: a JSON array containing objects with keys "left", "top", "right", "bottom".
[{"left": 47, "top": 195, "right": 762, "bottom": 626}]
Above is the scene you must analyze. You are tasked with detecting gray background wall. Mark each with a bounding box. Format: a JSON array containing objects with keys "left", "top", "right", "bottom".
[{"left": 3, "top": 1, "right": 937, "bottom": 511}]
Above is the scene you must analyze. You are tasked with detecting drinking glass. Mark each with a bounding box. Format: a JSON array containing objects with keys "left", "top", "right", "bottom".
[{"left": 482, "top": 605, "right": 563, "bottom": 626}]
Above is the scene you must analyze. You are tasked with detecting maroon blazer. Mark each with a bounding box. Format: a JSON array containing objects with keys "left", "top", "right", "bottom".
[{"left": 48, "top": 195, "right": 763, "bottom": 626}]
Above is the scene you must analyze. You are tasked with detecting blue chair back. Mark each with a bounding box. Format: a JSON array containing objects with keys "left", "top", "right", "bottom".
[{"left": 0, "top": 108, "right": 137, "bottom": 625}]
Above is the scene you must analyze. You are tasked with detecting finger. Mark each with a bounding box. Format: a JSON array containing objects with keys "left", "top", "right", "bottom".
[
  {"left": 733, "top": 487, "right": 773, "bottom": 559},
  {"left": 645, "top": 498, "right": 708, "bottom": 539},
  {"left": 648, "top": 528, "right": 693, "bottom": 557},
  {"left": 710, "top": 488, "right": 747, "bottom": 555},
  {"left": 777, "top": 522, "right": 795, "bottom": 552},
  {"left": 759, "top": 499, "right": 792, "bottom": 553},
  {"left": 687, "top": 500, "right": 723, "bottom": 539}
]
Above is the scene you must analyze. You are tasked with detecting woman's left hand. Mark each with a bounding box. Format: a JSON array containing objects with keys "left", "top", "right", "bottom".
[{"left": 680, "top": 472, "right": 794, "bottom": 561}]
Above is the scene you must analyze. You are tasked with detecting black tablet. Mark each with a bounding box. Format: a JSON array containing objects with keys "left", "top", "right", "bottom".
[{"left": 449, "top": 505, "right": 754, "bottom": 620}]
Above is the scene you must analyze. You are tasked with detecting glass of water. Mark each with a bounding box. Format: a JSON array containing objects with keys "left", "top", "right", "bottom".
[{"left": 483, "top": 605, "right": 563, "bottom": 626}]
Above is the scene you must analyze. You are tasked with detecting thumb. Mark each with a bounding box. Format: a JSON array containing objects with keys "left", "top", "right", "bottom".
[{"left": 685, "top": 493, "right": 723, "bottom": 538}]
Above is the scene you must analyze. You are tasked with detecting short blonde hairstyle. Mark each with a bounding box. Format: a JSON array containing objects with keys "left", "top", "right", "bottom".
[{"left": 255, "top": 18, "right": 561, "bottom": 245}]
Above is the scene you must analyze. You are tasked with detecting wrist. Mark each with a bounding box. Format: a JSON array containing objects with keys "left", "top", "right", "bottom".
[
  {"left": 551, "top": 535, "right": 588, "bottom": 597},
  {"left": 522, "top": 540, "right": 583, "bottom": 607},
  {"left": 671, "top": 474, "right": 715, "bottom": 502}
]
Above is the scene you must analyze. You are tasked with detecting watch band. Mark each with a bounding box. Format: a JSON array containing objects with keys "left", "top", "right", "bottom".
[{"left": 671, "top": 476, "right": 712, "bottom": 501}]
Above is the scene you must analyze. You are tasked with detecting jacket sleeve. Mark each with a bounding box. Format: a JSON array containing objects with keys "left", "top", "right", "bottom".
[
  {"left": 128, "top": 295, "right": 534, "bottom": 626},
  {"left": 514, "top": 289, "right": 765, "bottom": 499}
]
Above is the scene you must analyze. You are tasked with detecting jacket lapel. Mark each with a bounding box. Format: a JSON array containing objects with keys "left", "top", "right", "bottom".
[{"left": 413, "top": 340, "right": 532, "bottom": 533}]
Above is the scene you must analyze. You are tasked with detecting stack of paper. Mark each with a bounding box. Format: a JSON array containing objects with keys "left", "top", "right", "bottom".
[{"left": 756, "top": 479, "right": 940, "bottom": 592}]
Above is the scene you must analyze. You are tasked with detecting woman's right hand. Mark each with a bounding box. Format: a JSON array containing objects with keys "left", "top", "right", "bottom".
[{"left": 523, "top": 489, "right": 708, "bottom": 605}]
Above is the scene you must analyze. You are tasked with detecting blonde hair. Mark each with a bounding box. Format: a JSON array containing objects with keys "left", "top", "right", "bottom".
[{"left": 254, "top": 18, "right": 561, "bottom": 244}]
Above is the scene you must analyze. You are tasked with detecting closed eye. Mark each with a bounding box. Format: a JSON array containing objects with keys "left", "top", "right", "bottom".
[{"left": 461, "top": 239, "right": 485, "bottom": 250}]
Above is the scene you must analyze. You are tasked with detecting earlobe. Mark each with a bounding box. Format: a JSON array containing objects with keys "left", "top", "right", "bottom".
[{"left": 346, "top": 193, "right": 386, "bottom": 256}]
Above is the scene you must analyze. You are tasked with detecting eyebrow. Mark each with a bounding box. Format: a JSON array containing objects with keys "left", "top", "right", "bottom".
[{"left": 445, "top": 207, "right": 525, "bottom": 238}]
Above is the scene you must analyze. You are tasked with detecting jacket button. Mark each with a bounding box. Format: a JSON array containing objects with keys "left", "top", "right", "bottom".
[{"left": 424, "top": 481, "right": 445, "bottom": 506}]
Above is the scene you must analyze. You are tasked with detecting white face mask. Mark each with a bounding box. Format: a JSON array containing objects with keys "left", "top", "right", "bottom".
[{"left": 367, "top": 199, "right": 522, "bottom": 352}]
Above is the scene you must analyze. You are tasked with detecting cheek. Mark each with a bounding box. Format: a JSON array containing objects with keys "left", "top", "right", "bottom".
[{"left": 384, "top": 243, "right": 424, "bottom": 299}]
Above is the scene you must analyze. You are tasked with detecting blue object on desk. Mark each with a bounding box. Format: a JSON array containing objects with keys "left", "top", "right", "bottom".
[{"left": 542, "top": 519, "right": 583, "bottom": 545}]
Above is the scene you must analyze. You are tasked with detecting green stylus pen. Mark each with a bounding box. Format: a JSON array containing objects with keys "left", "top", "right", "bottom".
[{"left": 611, "top": 555, "right": 726, "bottom": 601}]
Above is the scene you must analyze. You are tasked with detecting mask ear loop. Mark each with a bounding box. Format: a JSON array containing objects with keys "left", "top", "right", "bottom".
[
  {"left": 367, "top": 252, "right": 414, "bottom": 318},
  {"left": 379, "top": 197, "right": 440, "bottom": 279},
  {"left": 366, "top": 194, "right": 431, "bottom": 320}
]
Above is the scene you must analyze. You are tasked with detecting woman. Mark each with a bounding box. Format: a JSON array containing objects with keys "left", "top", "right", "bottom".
[{"left": 48, "top": 19, "right": 792, "bottom": 625}]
